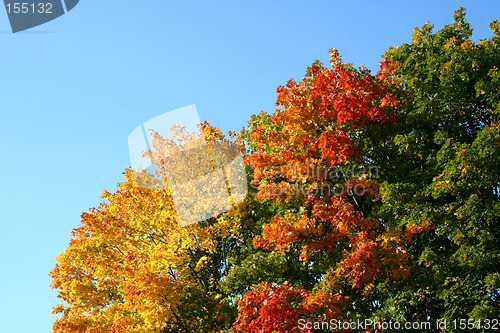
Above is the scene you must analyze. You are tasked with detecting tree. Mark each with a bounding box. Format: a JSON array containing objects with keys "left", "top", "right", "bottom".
[
  {"left": 50, "top": 124, "right": 246, "bottom": 332},
  {"left": 231, "top": 47, "right": 410, "bottom": 331},
  {"left": 371, "top": 7, "right": 500, "bottom": 325},
  {"left": 231, "top": 8, "right": 499, "bottom": 332},
  {"left": 51, "top": 8, "right": 499, "bottom": 332}
]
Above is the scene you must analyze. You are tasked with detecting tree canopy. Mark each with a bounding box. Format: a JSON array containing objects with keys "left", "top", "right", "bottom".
[{"left": 51, "top": 8, "right": 499, "bottom": 332}]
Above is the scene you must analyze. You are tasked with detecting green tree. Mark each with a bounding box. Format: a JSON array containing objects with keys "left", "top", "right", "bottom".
[{"left": 368, "top": 7, "right": 500, "bottom": 328}]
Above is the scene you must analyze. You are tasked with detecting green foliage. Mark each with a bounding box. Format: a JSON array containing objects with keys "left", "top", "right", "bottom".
[{"left": 371, "top": 7, "right": 500, "bottom": 327}]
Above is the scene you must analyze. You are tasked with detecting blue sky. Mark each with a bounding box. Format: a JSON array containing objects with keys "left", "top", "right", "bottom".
[{"left": 0, "top": 1, "right": 498, "bottom": 332}]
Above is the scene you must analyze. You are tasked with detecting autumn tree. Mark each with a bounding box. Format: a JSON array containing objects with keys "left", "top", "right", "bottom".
[
  {"left": 230, "top": 8, "right": 499, "bottom": 332},
  {"left": 51, "top": 7, "right": 499, "bottom": 333},
  {"left": 230, "top": 47, "right": 407, "bottom": 331},
  {"left": 50, "top": 124, "right": 247, "bottom": 333}
]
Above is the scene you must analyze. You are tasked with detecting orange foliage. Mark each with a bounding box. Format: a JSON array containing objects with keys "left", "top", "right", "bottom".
[{"left": 237, "top": 50, "right": 408, "bottom": 327}]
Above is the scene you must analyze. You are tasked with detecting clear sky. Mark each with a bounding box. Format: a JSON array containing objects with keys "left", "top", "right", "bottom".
[{"left": 0, "top": 1, "right": 498, "bottom": 332}]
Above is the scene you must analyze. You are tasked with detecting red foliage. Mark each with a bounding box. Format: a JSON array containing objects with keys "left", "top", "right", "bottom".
[{"left": 237, "top": 50, "right": 407, "bottom": 328}]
